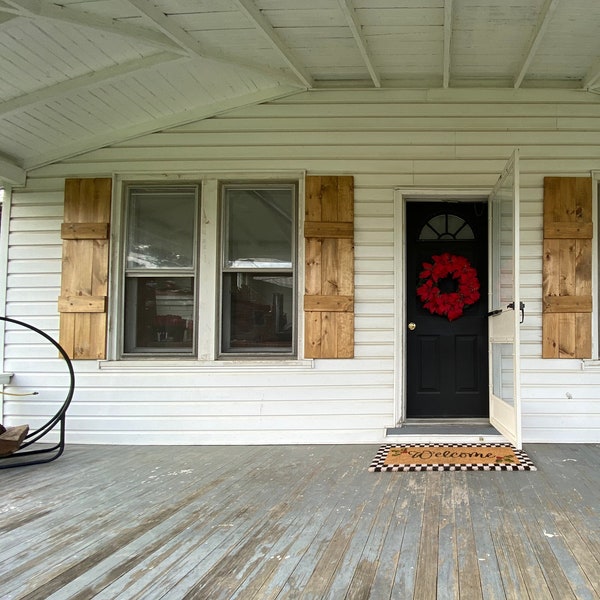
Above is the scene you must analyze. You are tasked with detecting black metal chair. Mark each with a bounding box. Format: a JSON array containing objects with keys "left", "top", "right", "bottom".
[{"left": 0, "top": 316, "right": 75, "bottom": 468}]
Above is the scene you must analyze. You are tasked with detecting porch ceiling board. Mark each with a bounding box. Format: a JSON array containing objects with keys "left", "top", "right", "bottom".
[{"left": 1, "top": 0, "right": 600, "bottom": 183}]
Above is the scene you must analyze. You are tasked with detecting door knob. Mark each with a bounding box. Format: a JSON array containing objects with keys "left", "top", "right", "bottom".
[{"left": 408, "top": 322, "right": 416, "bottom": 331}]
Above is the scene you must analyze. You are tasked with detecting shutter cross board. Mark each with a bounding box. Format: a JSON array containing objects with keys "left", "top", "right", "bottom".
[
  {"left": 542, "top": 177, "right": 592, "bottom": 359},
  {"left": 59, "top": 178, "right": 111, "bottom": 359},
  {"left": 304, "top": 176, "right": 354, "bottom": 359}
]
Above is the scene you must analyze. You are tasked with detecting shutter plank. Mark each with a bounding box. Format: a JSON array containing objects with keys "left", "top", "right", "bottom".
[
  {"left": 336, "top": 312, "right": 354, "bottom": 359},
  {"left": 305, "top": 238, "right": 322, "bottom": 295},
  {"left": 59, "top": 178, "right": 111, "bottom": 360},
  {"left": 543, "top": 296, "right": 592, "bottom": 312},
  {"left": 304, "top": 295, "right": 353, "bottom": 312},
  {"left": 303, "top": 221, "right": 353, "bottom": 238},
  {"left": 58, "top": 296, "right": 107, "bottom": 313},
  {"left": 304, "top": 175, "right": 354, "bottom": 359},
  {"left": 542, "top": 177, "right": 592, "bottom": 359},
  {"left": 304, "top": 312, "right": 322, "bottom": 358},
  {"left": 61, "top": 222, "right": 109, "bottom": 239}
]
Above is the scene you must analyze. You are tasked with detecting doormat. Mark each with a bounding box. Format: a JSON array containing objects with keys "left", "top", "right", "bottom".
[{"left": 368, "top": 443, "right": 536, "bottom": 472}]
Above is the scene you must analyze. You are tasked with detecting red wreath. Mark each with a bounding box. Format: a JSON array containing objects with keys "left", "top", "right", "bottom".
[{"left": 416, "top": 253, "right": 480, "bottom": 321}]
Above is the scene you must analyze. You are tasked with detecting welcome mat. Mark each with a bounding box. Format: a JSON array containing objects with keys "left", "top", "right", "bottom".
[{"left": 368, "top": 443, "right": 537, "bottom": 472}]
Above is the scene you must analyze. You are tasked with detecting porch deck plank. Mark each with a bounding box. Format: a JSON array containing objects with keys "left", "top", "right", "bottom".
[
  {"left": 452, "top": 475, "right": 484, "bottom": 600},
  {"left": 462, "top": 480, "right": 507, "bottom": 600},
  {"left": 0, "top": 443, "right": 599, "bottom": 599},
  {"left": 521, "top": 449, "right": 600, "bottom": 599},
  {"left": 94, "top": 445, "right": 323, "bottom": 600},
  {"left": 413, "top": 473, "right": 443, "bottom": 599}
]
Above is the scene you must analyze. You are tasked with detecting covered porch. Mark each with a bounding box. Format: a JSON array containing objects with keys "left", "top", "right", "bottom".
[{"left": 1, "top": 443, "right": 598, "bottom": 599}]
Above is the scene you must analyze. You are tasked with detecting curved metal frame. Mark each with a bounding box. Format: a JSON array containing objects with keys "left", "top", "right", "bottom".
[{"left": 0, "top": 316, "right": 75, "bottom": 468}]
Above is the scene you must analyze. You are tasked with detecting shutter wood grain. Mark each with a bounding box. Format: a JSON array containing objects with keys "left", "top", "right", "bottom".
[
  {"left": 59, "top": 178, "right": 112, "bottom": 359},
  {"left": 542, "top": 177, "right": 592, "bottom": 358},
  {"left": 304, "top": 176, "right": 354, "bottom": 359}
]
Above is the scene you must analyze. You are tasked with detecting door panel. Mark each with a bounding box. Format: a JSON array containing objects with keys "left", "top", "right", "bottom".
[
  {"left": 455, "top": 336, "right": 479, "bottom": 391},
  {"left": 488, "top": 150, "right": 522, "bottom": 447},
  {"left": 406, "top": 202, "right": 488, "bottom": 418}
]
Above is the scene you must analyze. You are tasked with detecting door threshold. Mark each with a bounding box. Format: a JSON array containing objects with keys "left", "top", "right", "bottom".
[{"left": 385, "top": 420, "right": 506, "bottom": 443}]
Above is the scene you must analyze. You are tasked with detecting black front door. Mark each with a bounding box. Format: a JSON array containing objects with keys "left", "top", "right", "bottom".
[{"left": 406, "top": 202, "right": 488, "bottom": 418}]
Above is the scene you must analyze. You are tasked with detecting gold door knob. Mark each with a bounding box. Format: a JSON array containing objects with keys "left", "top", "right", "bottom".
[{"left": 408, "top": 322, "right": 416, "bottom": 331}]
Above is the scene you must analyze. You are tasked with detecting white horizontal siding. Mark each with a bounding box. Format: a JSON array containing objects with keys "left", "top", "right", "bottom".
[{"left": 4, "top": 88, "right": 600, "bottom": 444}]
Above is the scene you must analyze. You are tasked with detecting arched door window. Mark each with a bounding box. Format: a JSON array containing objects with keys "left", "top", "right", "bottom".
[{"left": 419, "top": 213, "right": 474, "bottom": 241}]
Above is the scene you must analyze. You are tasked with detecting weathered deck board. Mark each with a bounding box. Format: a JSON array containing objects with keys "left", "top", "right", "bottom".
[{"left": 0, "top": 443, "right": 599, "bottom": 599}]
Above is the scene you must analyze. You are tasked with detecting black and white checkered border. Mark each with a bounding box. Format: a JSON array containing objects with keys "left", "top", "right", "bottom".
[{"left": 368, "top": 443, "right": 537, "bottom": 472}]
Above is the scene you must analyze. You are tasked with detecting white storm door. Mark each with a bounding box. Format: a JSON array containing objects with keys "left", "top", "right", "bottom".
[{"left": 488, "top": 150, "right": 522, "bottom": 448}]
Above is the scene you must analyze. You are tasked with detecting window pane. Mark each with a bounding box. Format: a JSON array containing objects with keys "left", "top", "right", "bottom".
[
  {"left": 223, "top": 187, "right": 293, "bottom": 268},
  {"left": 126, "top": 186, "right": 196, "bottom": 269},
  {"left": 124, "top": 277, "right": 194, "bottom": 353},
  {"left": 222, "top": 273, "right": 293, "bottom": 353}
]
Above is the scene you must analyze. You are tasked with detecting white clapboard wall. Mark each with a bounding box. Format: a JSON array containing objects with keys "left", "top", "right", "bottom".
[{"left": 2, "top": 88, "right": 600, "bottom": 444}]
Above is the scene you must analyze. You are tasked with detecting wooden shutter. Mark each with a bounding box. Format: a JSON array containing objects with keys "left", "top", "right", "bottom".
[
  {"left": 304, "top": 176, "right": 354, "bottom": 358},
  {"left": 542, "top": 176, "right": 592, "bottom": 358},
  {"left": 59, "top": 178, "right": 111, "bottom": 359}
]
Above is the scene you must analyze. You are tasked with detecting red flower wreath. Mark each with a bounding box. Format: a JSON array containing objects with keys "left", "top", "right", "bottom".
[{"left": 416, "top": 253, "right": 480, "bottom": 321}]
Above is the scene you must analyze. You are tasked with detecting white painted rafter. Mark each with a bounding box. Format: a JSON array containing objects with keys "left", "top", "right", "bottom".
[
  {"left": 337, "top": 0, "right": 380, "bottom": 88},
  {"left": 0, "top": 52, "right": 183, "bottom": 118},
  {"left": 514, "top": 0, "right": 560, "bottom": 89},
  {"left": 23, "top": 85, "right": 303, "bottom": 170},
  {"left": 127, "top": 0, "right": 297, "bottom": 84},
  {"left": 233, "top": 0, "right": 314, "bottom": 88},
  {"left": 443, "top": 0, "right": 453, "bottom": 88},
  {"left": 0, "top": 156, "right": 25, "bottom": 186},
  {"left": 0, "top": 0, "right": 185, "bottom": 53},
  {"left": 0, "top": 12, "right": 16, "bottom": 26}
]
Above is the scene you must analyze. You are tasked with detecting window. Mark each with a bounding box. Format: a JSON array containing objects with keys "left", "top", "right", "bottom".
[
  {"left": 119, "top": 180, "right": 297, "bottom": 359},
  {"left": 220, "top": 184, "right": 296, "bottom": 355},
  {"left": 419, "top": 213, "right": 474, "bottom": 240},
  {"left": 123, "top": 185, "right": 198, "bottom": 355}
]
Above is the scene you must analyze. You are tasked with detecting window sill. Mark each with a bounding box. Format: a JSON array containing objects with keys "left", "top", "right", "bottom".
[
  {"left": 98, "top": 359, "right": 314, "bottom": 372},
  {"left": 581, "top": 359, "right": 600, "bottom": 370},
  {"left": 0, "top": 372, "right": 13, "bottom": 384}
]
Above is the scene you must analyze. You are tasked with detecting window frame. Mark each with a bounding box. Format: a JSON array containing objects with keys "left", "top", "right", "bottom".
[
  {"left": 218, "top": 181, "right": 298, "bottom": 358},
  {"left": 110, "top": 176, "right": 303, "bottom": 363},
  {"left": 121, "top": 183, "right": 201, "bottom": 357}
]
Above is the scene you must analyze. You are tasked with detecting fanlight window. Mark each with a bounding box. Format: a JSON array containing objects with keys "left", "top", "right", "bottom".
[{"left": 419, "top": 213, "right": 474, "bottom": 240}]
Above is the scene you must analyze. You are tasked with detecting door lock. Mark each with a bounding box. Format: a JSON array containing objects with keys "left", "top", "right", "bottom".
[{"left": 408, "top": 322, "right": 416, "bottom": 331}]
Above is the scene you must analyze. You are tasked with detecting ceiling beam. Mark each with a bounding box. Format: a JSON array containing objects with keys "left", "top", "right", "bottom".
[
  {"left": 514, "top": 0, "right": 560, "bottom": 89},
  {"left": 443, "top": 0, "right": 453, "bottom": 88},
  {"left": 582, "top": 56, "right": 600, "bottom": 90},
  {"left": 127, "top": 0, "right": 298, "bottom": 85},
  {"left": 0, "top": 12, "right": 16, "bottom": 26},
  {"left": 0, "top": 156, "right": 26, "bottom": 186},
  {"left": 23, "top": 85, "right": 304, "bottom": 171},
  {"left": 233, "top": 0, "right": 314, "bottom": 88},
  {"left": 0, "top": 52, "right": 183, "bottom": 118},
  {"left": 0, "top": 0, "right": 185, "bottom": 53},
  {"left": 337, "top": 0, "right": 380, "bottom": 88}
]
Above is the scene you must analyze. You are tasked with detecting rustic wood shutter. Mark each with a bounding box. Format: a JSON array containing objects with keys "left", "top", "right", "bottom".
[
  {"left": 304, "top": 176, "right": 354, "bottom": 358},
  {"left": 58, "top": 178, "right": 111, "bottom": 359},
  {"left": 542, "top": 176, "right": 592, "bottom": 358}
]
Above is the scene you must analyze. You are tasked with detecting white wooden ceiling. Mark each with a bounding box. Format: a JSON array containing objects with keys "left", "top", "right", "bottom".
[{"left": 2, "top": 0, "right": 600, "bottom": 184}]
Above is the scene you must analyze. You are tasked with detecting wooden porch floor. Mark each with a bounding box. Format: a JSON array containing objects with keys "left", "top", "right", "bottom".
[{"left": 1, "top": 444, "right": 599, "bottom": 600}]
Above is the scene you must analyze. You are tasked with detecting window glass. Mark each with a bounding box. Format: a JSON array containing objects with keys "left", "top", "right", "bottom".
[
  {"left": 221, "top": 184, "right": 296, "bottom": 355},
  {"left": 127, "top": 187, "right": 196, "bottom": 269},
  {"left": 124, "top": 277, "right": 194, "bottom": 352},
  {"left": 223, "top": 188, "right": 293, "bottom": 268},
  {"left": 222, "top": 273, "right": 294, "bottom": 353},
  {"left": 419, "top": 213, "right": 474, "bottom": 241}
]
